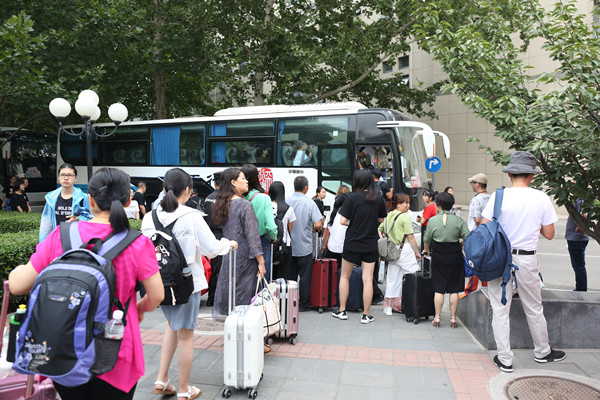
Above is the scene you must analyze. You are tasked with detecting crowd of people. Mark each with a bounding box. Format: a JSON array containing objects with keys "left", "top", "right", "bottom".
[{"left": 4, "top": 150, "right": 575, "bottom": 398}]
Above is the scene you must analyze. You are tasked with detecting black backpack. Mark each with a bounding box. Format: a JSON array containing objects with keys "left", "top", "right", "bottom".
[
  {"left": 151, "top": 210, "right": 194, "bottom": 306},
  {"left": 13, "top": 222, "right": 140, "bottom": 386},
  {"left": 272, "top": 203, "right": 290, "bottom": 266}
]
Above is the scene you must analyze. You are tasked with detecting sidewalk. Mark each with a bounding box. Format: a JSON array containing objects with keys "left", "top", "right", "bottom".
[{"left": 134, "top": 292, "right": 600, "bottom": 400}]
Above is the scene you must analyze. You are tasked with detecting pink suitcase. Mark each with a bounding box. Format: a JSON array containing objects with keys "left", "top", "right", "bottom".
[
  {"left": 0, "top": 281, "right": 59, "bottom": 400},
  {"left": 271, "top": 279, "right": 299, "bottom": 345}
]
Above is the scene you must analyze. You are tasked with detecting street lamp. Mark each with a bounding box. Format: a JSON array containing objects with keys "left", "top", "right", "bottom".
[{"left": 49, "top": 90, "right": 128, "bottom": 180}]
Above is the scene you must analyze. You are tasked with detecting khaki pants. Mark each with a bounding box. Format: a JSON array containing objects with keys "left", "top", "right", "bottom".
[{"left": 488, "top": 253, "right": 551, "bottom": 366}]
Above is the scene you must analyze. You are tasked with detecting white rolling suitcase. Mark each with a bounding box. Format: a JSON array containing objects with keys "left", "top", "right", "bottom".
[{"left": 222, "top": 250, "right": 264, "bottom": 399}]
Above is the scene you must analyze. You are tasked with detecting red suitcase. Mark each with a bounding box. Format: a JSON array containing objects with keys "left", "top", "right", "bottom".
[
  {"left": 309, "top": 258, "right": 339, "bottom": 313},
  {"left": 0, "top": 281, "right": 59, "bottom": 400}
]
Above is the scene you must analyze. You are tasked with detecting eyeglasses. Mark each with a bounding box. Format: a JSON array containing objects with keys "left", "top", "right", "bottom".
[
  {"left": 469, "top": 181, "right": 477, "bottom": 184},
  {"left": 59, "top": 174, "right": 76, "bottom": 178}
]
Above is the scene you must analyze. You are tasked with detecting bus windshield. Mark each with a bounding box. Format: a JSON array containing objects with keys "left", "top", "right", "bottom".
[{"left": 394, "top": 127, "right": 429, "bottom": 189}]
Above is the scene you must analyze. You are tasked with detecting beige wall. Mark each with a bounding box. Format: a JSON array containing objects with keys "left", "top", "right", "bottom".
[{"left": 402, "top": 0, "right": 595, "bottom": 214}]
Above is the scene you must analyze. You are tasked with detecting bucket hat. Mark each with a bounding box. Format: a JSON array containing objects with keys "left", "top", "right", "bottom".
[{"left": 502, "top": 151, "right": 539, "bottom": 175}]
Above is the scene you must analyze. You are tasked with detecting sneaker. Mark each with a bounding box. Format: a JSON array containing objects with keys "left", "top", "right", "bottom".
[
  {"left": 361, "top": 314, "right": 374, "bottom": 324},
  {"left": 384, "top": 307, "right": 392, "bottom": 316},
  {"left": 493, "top": 355, "right": 513, "bottom": 373},
  {"left": 332, "top": 310, "right": 348, "bottom": 320},
  {"left": 534, "top": 348, "right": 566, "bottom": 363}
]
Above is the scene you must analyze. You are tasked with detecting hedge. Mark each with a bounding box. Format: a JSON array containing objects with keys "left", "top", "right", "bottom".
[
  {"left": 0, "top": 230, "right": 38, "bottom": 310},
  {"left": 0, "top": 211, "right": 41, "bottom": 234}
]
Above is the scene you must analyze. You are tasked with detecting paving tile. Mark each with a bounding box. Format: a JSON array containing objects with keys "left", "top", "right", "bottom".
[
  {"left": 275, "top": 380, "right": 337, "bottom": 399},
  {"left": 340, "top": 362, "right": 395, "bottom": 388}
]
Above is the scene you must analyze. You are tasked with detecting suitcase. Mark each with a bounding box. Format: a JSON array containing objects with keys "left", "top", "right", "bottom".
[
  {"left": 271, "top": 279, "right": 299, "bottom": 344},
  {"left": 222, "top": 250, "right": 264, "bottom": 399},
  {"left": 401, "top": 255, "right": 435, "bottom": 324},
  {"left": 309, "top": 258, "right": 339, "bottom": 313},
  {"left": 0, "top": 281, "right": 59, "bottom": 400},
  {"left": 337, "top": 266, "right": 364, "bottom": 311}
]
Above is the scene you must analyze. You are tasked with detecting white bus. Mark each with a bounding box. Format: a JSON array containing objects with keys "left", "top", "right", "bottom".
[{"left": 58, "top": 102, "right": 449, "bottom": 211}]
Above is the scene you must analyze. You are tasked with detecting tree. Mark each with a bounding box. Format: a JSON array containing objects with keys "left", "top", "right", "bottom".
[{"left": 415, "top": 0, "right": 600, "bottom": 242}]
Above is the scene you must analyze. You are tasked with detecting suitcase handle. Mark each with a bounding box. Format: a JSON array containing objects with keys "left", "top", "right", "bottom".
[{"left": 227, "top": 249, "right": 237, "bottom": 315}]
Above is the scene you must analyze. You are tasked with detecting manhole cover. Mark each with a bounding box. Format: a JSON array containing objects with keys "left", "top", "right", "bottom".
[
  {"left": 506, "top": 376, "right": 600, "bottom": 400},
  {"left": 195, "top": 314, "right": 224, "bottom": 335}
]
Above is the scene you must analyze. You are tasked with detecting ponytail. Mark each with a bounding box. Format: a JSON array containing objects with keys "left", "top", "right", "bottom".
[
  {"left": 160, "top": 189, "right": 179, "bottom": 212},
  {"left": 160, "top": 168, "right": 193, "bottom": 213},
  {"left": 88, "top": 168, "right": 131, "bottom": 233}
]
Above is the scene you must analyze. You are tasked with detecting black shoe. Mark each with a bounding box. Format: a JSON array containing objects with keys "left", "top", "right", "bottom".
[
  {"left": 493, "top": 355, "right": 513, "bottom": 373},
  {"left": 360, "top": 314, "right": 374, "bottom": 324},
  {"left": 534, "top": 348, "right": 566, "bottom": 363},
  {"left": 332, "top": 310, "right": 348, "bottom": 320}
]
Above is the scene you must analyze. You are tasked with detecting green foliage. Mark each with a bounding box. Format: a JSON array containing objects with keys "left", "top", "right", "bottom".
[
  {"left": 0, "top": 211, "right": 41, "bottom": 234},
  {"left": 129, "top": 219, "right": 142, "bottom": 231},
  {"left": 416, "top": 0, "right": 600, "bottom": 242},
  {"left": 0, "top": 230, "right": 37, "bottom": 310}
]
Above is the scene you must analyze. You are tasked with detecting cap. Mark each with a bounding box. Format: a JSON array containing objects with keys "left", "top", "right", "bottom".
[
  {"left": 468, "top": 173, "right": 488, "bottom": 185},
  {"left": 112, "top": 310, "right": 124, "bottom": 320}
]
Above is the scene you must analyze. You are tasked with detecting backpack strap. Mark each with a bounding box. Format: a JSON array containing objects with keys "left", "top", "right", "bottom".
[
  {"left": 249, "top": 192, "right": 259, "bottom": 202},
  {"left": 152, "top": 209, "right": 165, "bottom": 231},
  {"left": 384, "top": 213, "right": 402, "bottom": 237},
  {"left": 493, "top": 187, "right": 505, "bottom": 220},
  {"left": 99, "top": 229, "right": 142, "bottom": 261}
]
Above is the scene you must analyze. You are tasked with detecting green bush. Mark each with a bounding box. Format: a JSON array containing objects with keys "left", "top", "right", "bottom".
[
  {"left": 129, "top": 219, "right": 142, "bottom": 231},
  {"left": 0, "top": 230, "right": 38, "bottom": 310},
  {"left": 0, "top": 211, "right": 41, "bottom": 234}
]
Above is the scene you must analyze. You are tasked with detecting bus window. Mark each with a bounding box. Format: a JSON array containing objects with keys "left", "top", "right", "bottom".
[
  {"left": 151, "top": 126, "right": 180, "bottom": 165},
  {"left": 180, "top": 124, "right": 205, "bottom": 166},
  {"left": 208, "top": 120, "right": 274, "bottom": 137},
  {"left": 209, "top": 139, "right": 273, "bottom": 165},
  {"left": 278, "top": 116, "right": 351, "bottom": 167}
]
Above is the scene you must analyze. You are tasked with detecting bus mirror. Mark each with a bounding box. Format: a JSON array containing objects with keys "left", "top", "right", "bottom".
[
  {"left": 433, "top": 131, "right": 451, "bottom": 159},
  {"left": 2, "top": 141, "right": 9, "bottom": 160},
  {"left": 420, "top": 130, "right": 435, "bottom": 159}
]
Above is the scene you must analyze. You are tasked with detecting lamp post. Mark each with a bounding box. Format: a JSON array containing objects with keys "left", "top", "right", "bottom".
[{"left": 49, "top": 90, "right": 128, "bottom": 181}]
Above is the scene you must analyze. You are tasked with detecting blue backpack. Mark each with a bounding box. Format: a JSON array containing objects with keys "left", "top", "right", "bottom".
[
  {"left": 13, "top": 221, "right": 141, "bottom": 386},
  {"left": 464, "top": 187, "right": 517, "bottom": 305}
]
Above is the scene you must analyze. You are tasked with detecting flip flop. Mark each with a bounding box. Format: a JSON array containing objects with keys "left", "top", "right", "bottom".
[
  {"left": 152, "top": 379, "right": 177, "bottom": 395},
  {"left": 177, "top": 385, "right": 201, "bottom": 400}
]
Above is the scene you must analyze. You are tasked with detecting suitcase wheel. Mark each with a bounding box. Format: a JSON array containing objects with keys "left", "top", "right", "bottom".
[
  {"left": 425, "top": 316, "right": 429, "bottom": 320},
  {"left": 266, "top": 336, "right": 274, "bottom": 346},
  {"left": 222, "top": 388, "right": 232, "bottom": 398},
  {"left": 248, "top": 388, "right": 258, "bottom": 399},
  {"left": 290, "top": 336, "right": 297, "bottom": 345},
  {"left": 406, "top": 316, "right": 411, "bottom": 322},
  {"left": 318, "top": 307, "right": 323, "bottom": 314},
  {"left": 413, "top": 318, "right": 419, "bottom": 325}
]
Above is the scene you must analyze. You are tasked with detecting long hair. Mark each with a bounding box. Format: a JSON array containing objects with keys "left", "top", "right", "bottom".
[
  {"left": 328, "top": 194, "right": 347, "bottom": 226},
  {"left": 391, "top": 193, "right": 411, "bottom": 211},
  {"left": 160, "top": 168, "right": 193, "bottom": 213},
  {"left": 87, "top": 168, "right": 130, "bottom": 233},
  {"left": 353, "top": 169, "right": 377, "bottom": 203},
  {"left": 336, "top": 185, "right": 350, "bottom": 196},
  {"left": 213, "top": 167, "right": 242, "bottom": 226},
  {"left": 268, "top": 181, "right": 288, "bottom": 213},
  {"left": 241, "top": 164, "right": 264, "bottom": 193}
]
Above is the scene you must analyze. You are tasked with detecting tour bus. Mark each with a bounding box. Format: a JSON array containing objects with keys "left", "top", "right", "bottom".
[
  {"left": 57, "top": 102, "right": 449, "bottom": 211},
  {"left": 1, "top": 128, "right": 57, "bottom": 212}
]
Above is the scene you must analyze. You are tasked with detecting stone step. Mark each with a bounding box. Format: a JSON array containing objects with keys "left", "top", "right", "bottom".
[{"left": 457, "top": 288, "right": 600, "bottom": 349}]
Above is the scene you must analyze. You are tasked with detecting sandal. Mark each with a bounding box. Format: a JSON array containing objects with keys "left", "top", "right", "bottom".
[
  {"left": 432, "top": 316, "right": 441, "bottom": 328},
  {"left": 152, "top": 379, "right": 177, "bottom": 395},
  {"left": 450, "top": 317, "right": 458, "bottom": 328},
  {"left": 178, "top": 385, "right": 201, "bottom": 400}
]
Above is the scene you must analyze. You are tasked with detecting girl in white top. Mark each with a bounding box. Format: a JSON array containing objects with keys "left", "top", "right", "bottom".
[
  {"left": 141, "top": 168, "right": 237, "bottom": 400},
  {"left": 124, "top": 188, "right": 140, "bottom": 219},
  {"left": 322, "top": 185, "right": 350, "bottom": 266}
]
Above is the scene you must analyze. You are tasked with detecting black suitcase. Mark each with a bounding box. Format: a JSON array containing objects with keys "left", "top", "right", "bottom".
[
  {"left": 337, "top": 266, "right": 363, "bottom": 311},
  {"left": 402, "top": 255, "right": 435, "bottom": 324}
]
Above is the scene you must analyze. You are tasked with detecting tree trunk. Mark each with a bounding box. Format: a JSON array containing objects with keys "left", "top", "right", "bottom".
[{"left": 153, "top": 0, "right": 167, "bottom": 119}]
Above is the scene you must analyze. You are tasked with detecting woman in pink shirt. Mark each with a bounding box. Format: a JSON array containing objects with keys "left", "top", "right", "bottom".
[{"left": 9, "top": 167, "right": 164, "bottom": 400}]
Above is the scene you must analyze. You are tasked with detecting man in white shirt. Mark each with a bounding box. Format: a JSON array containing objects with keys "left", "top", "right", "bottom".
[
  {"left": 482, "top": 151, "right": 565, "bottom": 373},
  {"left": 462, "top": 173, "right": 491, "bottom": 297}
]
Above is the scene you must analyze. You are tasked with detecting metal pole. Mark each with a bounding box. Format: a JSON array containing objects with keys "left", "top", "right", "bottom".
[{"left": 85, "top": 119, "right": 93, "bottom": 182}]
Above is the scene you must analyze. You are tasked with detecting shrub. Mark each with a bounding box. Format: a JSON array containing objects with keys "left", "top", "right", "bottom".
[
  {"left": 130, "top": 219, "right": 142, "bottom": 231},
  {"left": 0, "top": 230, "right": 38, "bottom": 310},
  {"left": 0, "top": 211, "right": 41, "bottom": 234}
]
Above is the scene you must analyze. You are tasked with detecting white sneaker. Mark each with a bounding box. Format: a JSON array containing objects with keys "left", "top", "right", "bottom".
[{"left": 384, "top": 307, "right": 392, "bottom": 316}]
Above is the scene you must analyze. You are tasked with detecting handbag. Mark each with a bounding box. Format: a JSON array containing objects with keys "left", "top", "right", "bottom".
[
  {"left": 378, "top": 213, "right": 403, "bottom": 261},
  {"left": 251, "top": 278, "right": 283, "bottom": 338}
]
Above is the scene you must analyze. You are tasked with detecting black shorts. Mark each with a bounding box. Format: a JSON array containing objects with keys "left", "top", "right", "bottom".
[{"left": 342, "top": 249, "right": 379, "bottom": 265}]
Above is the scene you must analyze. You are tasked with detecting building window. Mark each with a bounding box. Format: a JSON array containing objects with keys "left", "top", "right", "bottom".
[
  {"left": 398, "top": 55, "right": 409, "bottom": 69},
  {"left": 382, "top": 61, "right": 394, "bottom": 74}
]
